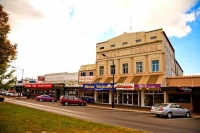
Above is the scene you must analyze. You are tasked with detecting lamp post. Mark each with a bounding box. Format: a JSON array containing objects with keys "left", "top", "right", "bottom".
[
  {"left": 102, "top": 54, "right": 115, "bottom": 108},
  {"left": 12, "top": 66, "right": 24, "bottom": 97}
]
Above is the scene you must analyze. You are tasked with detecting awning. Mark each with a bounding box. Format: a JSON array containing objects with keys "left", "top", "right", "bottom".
[
  {"left": 147, "top": 75, "right": 159, "bottom": 84},
  {"left": 92, "top": 78, "right": 102, "bottom": 83},
  {"left": 103, "top": 77, "right": 113, "bottom": 83},
  {"left": 131, "top": 76, "right": 142, "bottom": 84},
  {"left": 116, "top": 77, "right": 127, "bottom": 83}
]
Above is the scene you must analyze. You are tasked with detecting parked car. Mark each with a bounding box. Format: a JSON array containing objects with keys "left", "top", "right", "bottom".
[
  {"left": 151, "top": 103, "right": 191, "bottom": 118},
  {"left": 59, "top": 95, "right": 86, "bottom": 106},
  {"left": 0, "top": 90, "right": 7, "bottom": 95},
  {"left": 81, "top": 96, "right": 95, "bottom": 103},
  {"left": 5, "top": 91, "right": 19, "bottom": 96},
  {"left": 36, "top": 94, "right": 57, "bottom": 102}
]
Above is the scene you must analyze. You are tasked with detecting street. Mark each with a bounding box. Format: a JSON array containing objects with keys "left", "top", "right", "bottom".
[{"left": 4, "top": 97, "right": 200, "bottom": 133}]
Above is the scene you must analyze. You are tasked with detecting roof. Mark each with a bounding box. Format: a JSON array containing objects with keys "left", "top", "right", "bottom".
[{"left": 166, "top": 75, "right": 200, "bottom": 78}]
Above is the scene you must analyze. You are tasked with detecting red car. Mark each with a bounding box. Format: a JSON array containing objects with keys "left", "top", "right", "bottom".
[
  {"left": 36, "top": 94, "right": 57, "bottom": 102},
  {"left": 59, "top": 95, "right": 86, "bottom": 106}
]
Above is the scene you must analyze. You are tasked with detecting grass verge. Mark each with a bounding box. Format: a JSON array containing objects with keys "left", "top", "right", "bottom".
[{"left": 0, "top": 102, "right": 149, "bottom": 133}]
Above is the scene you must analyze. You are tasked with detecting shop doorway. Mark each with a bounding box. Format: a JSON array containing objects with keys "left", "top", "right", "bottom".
[
  {"left": 145, "top": 94, "right": 153, "bottom": 106},
  {"left": 56, "top": 89, "right": 61, "bottom": 100},
  {"left": 123, "top": 93, "right": 132, "bottom": 104}
]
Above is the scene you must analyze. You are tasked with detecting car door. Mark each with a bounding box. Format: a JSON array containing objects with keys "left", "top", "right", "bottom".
[
  {"left": 170, "top": 104, "right": 178, "bottom": 116},
  {"left": 175, "top": 104, "right": 185, "bottom": 116}
]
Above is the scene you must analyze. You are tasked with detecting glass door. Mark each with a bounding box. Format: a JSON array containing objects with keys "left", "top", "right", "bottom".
[
  {"left": 123, "top": 93, "right": 133, "bottom": 104},
  {"left": 145, "top": 94, "right": 153, "bottom": 106}
]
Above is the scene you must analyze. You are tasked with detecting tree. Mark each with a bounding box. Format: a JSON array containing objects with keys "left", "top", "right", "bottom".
[{"left": 0, "top": 4, "right": 18, "bottom": 89}]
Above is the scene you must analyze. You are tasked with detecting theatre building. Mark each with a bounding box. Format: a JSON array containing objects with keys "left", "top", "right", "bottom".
[{"left": 90, "top": 29, "right": 183, "bottom": 107}]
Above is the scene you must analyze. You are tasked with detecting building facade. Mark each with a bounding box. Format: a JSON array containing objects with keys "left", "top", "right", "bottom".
[
  {"left": 90, "top": 29, "right": 183, "bottom": 107},
  {"left": 78, "top": 64, "right": 96, "bottom": 97}
]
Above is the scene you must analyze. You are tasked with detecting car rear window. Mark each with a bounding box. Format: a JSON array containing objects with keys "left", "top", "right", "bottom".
[{"left": 159, "top": 104, "right": 169, "bottom": 107}]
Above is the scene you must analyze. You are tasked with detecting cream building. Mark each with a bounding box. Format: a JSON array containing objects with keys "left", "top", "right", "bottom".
[{"left": 90, "top": 29, "right": 183, "bottom": 107}]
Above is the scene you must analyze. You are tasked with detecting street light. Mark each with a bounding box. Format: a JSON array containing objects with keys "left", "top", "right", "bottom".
[
  {"left": 102, "top": 54, "right": 115, "bottom": 108},
  {"left": 12, "top": 66, "right": 24, "bottom": 97}
]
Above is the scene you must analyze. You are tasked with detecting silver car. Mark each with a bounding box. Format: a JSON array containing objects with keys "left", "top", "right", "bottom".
[{"left": 151, "top": 103, "right": 191, "bottom": 118}]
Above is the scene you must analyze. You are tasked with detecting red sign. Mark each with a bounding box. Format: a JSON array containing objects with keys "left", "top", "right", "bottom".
[
  {"left": 38, "top": 76, "right": 45, "bottom": 81},
  {"left": 24, "top": 84, "right": 52, "bottom": 88}
]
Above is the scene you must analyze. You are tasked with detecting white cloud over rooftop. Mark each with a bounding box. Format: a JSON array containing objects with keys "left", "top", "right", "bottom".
[{"left": 1, "top": 0, "right": 200, "bottom": 78}]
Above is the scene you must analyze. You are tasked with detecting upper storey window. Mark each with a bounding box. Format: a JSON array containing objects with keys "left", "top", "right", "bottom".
[
  {"left": 81, "top": 72, "right": 86, "bottom": 76},
  {"left": 89, "top": 72, "right": 93, "bottom": 76},
  {"left": 122, "top": 42, "right": 128, "bottom": 45},
  {"left": 100, "top": 47, "right": 104, "bottom": 50},
  {"left": 110, "top": 44, "right": 115, "bottom": 48},
  {"left": 152, "top": 60, "right": 159, "bottom": 72},
  {"left": 150, "top": 36, "right": 157, "bottom": 39},
  {"left": 99, "top": 66, "right": 104, "bottom": 75},
  {"left": 135, "top": 39, "right": 141, "bottom": 42},
  {"left": 122, "top": 63, "right": 128, "bottom": 74}
]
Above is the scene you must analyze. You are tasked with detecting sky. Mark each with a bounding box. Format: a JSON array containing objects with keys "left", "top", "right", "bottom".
[{"left": 1, "top": 0, "right": 200, "bottom": 80}]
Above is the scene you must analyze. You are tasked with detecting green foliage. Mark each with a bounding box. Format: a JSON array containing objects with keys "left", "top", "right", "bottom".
[{"left": 0, "top": 4, "right": 18, "bottom": 89}]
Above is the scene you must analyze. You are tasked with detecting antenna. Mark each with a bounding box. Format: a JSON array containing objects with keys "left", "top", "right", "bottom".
[{"left": 130, "top": 15, "right": 132, "bottom": 32}]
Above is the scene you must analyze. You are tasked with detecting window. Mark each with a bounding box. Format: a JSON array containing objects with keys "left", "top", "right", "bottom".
[
  {"left": 110, "top": 44, "right": 115, "bottom": 48},
  {"left": 122, "top": 63, "right": 128, "bottom": 74},
  {"left": 110, "top": 65, "right": 115, "bottom": 74},
  {"left": 150, "top": 36, "right": 157, "bottom": 39},
  {"left": 136, "top": 62, "right": 143, "bottom": 73},
  {"left": 81, "top": 72, "right": 86, "bottom": 76},
  {"left": 100, "top": 47, "right": 104, "bottom": 50},
  {"left": 122, "top": 42, "right": 128, "bottom": 45},
  {"left": 168, "top": 94, "right": 191, "bottom": 103},
  {"left": 89, "top": 72, "right": 93, "bottom": 76},
  {"left": 135, "top": 39, "right": 141, "bottom": 42},
  {"left": 99, "top": 66, "right": 104, "bottom": 75},
  {"left": 152, "top": 60, "right": 159, "bottom": 72}
]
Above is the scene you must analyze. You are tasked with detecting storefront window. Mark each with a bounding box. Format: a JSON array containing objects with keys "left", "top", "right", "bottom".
[
  {"left": 169, "top": 94, "right": 191, "bottom": 103},
  {"left": 154, "top": 94, "right": 164, "bottom": 104},
  {"left": 96, "top": 90, "right": 109, "bottom": 103}
]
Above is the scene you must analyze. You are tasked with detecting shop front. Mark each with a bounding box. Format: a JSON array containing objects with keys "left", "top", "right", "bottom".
[
  {"left": 24, "top": 83, "right": 52, "bottom": 97},
  {"left": 161, "top": 87, "right": 200, "bottom": 112},
  {"left": 52, "top": 83, "right": 65, "bottom": 100}
]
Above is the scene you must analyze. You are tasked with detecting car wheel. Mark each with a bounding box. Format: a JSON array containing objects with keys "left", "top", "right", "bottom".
[
  {"left": 167, "top": 112, "right": 172, "bottom": 118},
  {"left": 40, "top": 99, "right": 42, "bottom": 102},
  {"left": 156, "top": 114, "right": 160, "bottom": 117},
  {"left": 186, "top": 112, "right": 190, "bottom": 118},
  {"left": 64, "top": 102, "right": 68, "bottom": 106},
  {"left": 81, "top": 103, "right": 85, "bottom": 106},
  {"left": 52, "top": 100, "right": 55, "bottom": 102}
]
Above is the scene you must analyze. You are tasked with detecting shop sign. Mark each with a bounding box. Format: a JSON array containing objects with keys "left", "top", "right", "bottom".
[
  {"left": 135, "top": 84, "right": 161, "bottom": 88},
  {"left": 116, "top": 83, "right": 134, "bottom": 90},
  {"left": 83, "top": 83, "right": 116, "bottom": 90},
  {"left": 53, "top": 84, "right": 65, "bottom": 88},
  {"left": 24, "top": 84, "right": 52, "bottom": 88},
  {"left": 180, "top": 87, "right": 192, "bottom": 92}
]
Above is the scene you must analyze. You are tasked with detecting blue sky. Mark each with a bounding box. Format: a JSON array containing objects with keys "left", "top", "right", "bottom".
[
  {"left": 1, "top": 0, "right": 200, "bottom": 79},
  {"left": 169, "top": 2, "right": 200, "bottom": 75}
]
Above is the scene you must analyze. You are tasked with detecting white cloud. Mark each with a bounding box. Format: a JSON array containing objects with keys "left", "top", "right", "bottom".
[{"left": 1, "top": 0, "right": 200, "bottom": 79}]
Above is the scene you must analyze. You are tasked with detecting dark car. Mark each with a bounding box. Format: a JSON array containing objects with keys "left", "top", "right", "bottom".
[
  {"left": 36, "top": 94, "right": 57, "bottom": 102},
  {"left": 0, "top": 97, "right": 4, "bottom": 102},
  {"left": 59, "top": 95, "right": 86, "bottom": 106},
  {"left": 81, "top": 96, "right": 95, "bottom": 103}
]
